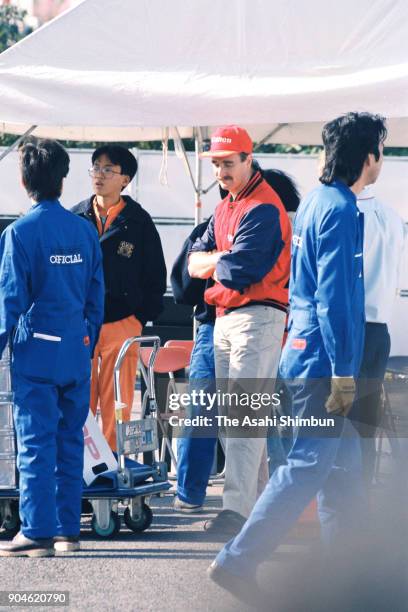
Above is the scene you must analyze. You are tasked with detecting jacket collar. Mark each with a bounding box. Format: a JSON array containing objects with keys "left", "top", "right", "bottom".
[
  {"left": 231, "top": 170, "right": 263, "bottom": 202},
  {"left": 330, "top": 179, "right": 357, "bottom": 202},
  {"left": 31, "top": 199, "right": 61, "bottom": 210},
  {"left": 76, "top": 195, "right": 142, "bottom": 221}
]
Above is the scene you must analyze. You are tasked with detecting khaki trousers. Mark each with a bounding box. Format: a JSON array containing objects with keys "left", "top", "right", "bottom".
[{"left": 214, "top": 305, "right": 285, "bottom": 517}]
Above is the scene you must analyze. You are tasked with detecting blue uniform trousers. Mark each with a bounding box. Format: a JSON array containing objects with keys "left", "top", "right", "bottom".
[
  {"left": 215, "top": 379, "right": 365, "bottom": 577},
  {"left": 351, "top": 322, "right": 391, "bottom": 487},
  {"left": 176, "top": 322, "right": 217, "bottom": 506},
  {"left": 267, "top": 380, "right": 293, "bottom": 475},
  {"left": 12, "top": 323, "right": 91, "bottom": 539}
]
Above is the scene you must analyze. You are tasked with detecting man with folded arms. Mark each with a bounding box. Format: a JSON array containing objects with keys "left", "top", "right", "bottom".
[{"left": 189, "top": 125, "right": 291, "bottom": 535}]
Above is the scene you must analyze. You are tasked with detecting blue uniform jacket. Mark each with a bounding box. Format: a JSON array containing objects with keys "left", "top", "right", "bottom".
[
  {"left": 279, "top": 181, "right": 365, "bottom": 379},
  {"left": 0, "top": 200, "right": 104, "bottom": 373}
]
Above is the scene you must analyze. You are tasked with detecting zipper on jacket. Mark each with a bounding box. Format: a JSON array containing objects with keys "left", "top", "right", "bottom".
[{"left": 99, "top": 219, "right": 129, "bottom": 242}]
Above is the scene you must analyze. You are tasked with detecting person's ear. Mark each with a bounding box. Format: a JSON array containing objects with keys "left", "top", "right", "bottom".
[
  {"left": 122, "top": 175, "right": 130, "bottom": 189},
  {"left": 365, "top": 153, "right": 375, "bottom": 169}
]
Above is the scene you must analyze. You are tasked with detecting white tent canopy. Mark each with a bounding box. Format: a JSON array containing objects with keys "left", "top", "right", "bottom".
[{"left": 0, "top": 0, "right": 407, "bottom": 145}]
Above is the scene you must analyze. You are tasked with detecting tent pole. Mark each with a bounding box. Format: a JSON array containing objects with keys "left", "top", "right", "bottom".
[
  {"left": 194, "top": 127, "right": 203, "bottom": 226},
  {"left": 254, "top": 123, "right": 289, "bottom": 150},
  {"left": 174, "top": 127, "right": 202, "bottom": 340},
  {"left": 192, "top": 127, "right": 204, "bottom": 342},
  {"left": 173, "top": 126, "right": 198, "bottom": 194},
  {"left": 0, "top": 125, "right": 38, "bottom": 163}
]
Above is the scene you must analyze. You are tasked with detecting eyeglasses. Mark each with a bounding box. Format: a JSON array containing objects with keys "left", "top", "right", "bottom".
[{"left": 88, "top": 166, "right": 123, "bottom": 179}]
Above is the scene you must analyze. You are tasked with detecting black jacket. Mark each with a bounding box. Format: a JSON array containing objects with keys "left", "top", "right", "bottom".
[
  {"left": 170, "top": 219, "right": 215, "bottom": 324},
  {"left": 71, "top": 196, "right": 166, "bottom": 325}
]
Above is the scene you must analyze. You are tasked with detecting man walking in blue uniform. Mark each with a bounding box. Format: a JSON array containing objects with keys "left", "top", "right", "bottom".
[
  {"left": 208, "top": 112, "right": 387, "bottom": 602},
  {"left": 0, "top": 138, "right": 104, "bottom": 557}
]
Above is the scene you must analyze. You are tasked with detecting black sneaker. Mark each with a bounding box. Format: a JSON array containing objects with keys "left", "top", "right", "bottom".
[
  {"left": 207, "top": 560, "right": 266, "bottom": 608},
  {"left": 54, "top": 536, "right": 80, "bottom": 552},
  {"left": 0, "top": 532, "right": 54, "bottom": 558},
  {"left": 204, "top": 510, "right": 246, "bottom": 537}
]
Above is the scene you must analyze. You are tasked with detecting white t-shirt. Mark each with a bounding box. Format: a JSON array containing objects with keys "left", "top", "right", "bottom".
[{"left": 357, "top": 185, "right": 406, "bottom": 325}]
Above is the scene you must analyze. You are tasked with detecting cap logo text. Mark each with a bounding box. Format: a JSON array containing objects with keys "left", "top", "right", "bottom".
[{"left": 211, "top": 137, "right": 232, "bottom": 144}]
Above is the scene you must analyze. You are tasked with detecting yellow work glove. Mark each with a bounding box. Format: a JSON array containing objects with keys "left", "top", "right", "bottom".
[{"left": 325, "top": 376, "right": 356, "bottom": 417}]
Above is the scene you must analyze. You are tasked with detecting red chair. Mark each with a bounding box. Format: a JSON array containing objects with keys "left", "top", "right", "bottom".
[
  {"left": 164, "top": 339, "right": 194, "bottom": 364},
  {"left": 140, "top": 346, "right": 190, "bottom": 375}
]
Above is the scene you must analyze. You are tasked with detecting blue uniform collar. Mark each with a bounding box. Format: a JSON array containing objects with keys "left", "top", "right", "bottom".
[
  {"left": 30, "top": 199, "right": 61, "bottom": 210},
  {"left": 330, "top": 180, "right": 357, "bottom": 202}
]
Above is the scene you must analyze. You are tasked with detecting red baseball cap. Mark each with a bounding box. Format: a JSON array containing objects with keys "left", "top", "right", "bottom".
[{"left": 200, "top": 125, "right": 253, "bottom": 158}]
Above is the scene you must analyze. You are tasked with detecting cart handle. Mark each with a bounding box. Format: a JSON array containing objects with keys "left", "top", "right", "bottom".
[{"left": 113, "top": 335, "right": 161, "bottom": 406}]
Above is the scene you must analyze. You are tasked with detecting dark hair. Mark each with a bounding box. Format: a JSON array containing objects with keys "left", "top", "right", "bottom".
[
  {"left": 92, "top": 145, "right": 138, "bottom": 181},
  {"left": 261, "top": 169, "right": 300, "bottom": 213},
  {"left": 218, "top": 160, "right": 300, "bottom": 213},
  {"left": 19, "top": 138, "right": 69, "bottom": 202},
  {"left": 239, "top": 152, "right": 249, "bottom": 162},
  {"left": 319, "top": 112, "right": 387, "bottom": 186}
]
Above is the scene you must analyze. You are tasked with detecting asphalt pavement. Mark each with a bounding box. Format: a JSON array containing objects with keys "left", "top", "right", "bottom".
[
  {"left": 0, "top": 482, "right": 316, "bottom": 612},
  {"left": 1, "top": 471, "right": 406, "bottom": 612}
]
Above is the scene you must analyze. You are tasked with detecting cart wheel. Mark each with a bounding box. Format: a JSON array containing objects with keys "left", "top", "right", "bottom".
[
  {"left": 123, "top": 504, "right": 153, "bottom": 532},
  {"left": 91, "top": 511, "right": 121, "bottom": 538},
  {"left": 0, "top": 502, "right": 20, "bottom": 537}
]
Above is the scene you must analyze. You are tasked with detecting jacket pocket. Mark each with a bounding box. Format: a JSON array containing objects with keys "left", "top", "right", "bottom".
[
  {"left": 13, "top": 329, "right": 61, "bottom": 382},
  {"left": 63, "top": 333, "right": 92, "bottom": 381}
]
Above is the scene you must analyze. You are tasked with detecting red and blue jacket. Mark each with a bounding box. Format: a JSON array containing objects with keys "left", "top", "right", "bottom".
[{"left": 190, "top": 171, "right": 292, "bottom": 316}]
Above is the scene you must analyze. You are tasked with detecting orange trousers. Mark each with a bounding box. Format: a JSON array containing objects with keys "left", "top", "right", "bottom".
[{"left": 90, "top": 315, "right": 142, "bottom": 450}]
